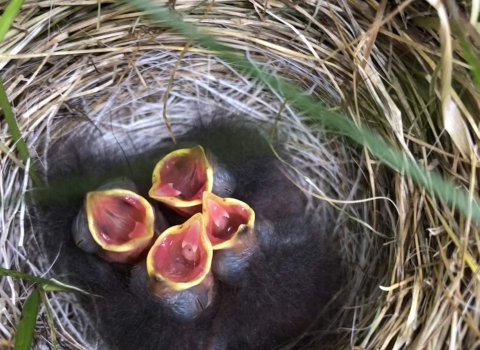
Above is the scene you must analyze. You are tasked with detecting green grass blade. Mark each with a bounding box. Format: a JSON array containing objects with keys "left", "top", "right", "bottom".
[
  {"left": 39, "top": 289, "right": 58, "bottom": 350},
  {"left": 445, "top": 1, "right": 480, "bottom": 90},
  {"left": 0, "top": 78, "right": 42, "bottom": 186},
  {"left": 125, "top": 0, "right": 480, "bottom": 224},
  {"left": 453, "top": 24, "right": 480, "bottom": 90},
  {"left": 14, "top": 288, "right": 40, "bottom": 350},
  {"left": 0, "top": 0, "right": 42, "bottom": 187},
  {"left": 0, "top": 0, "right": 25, "bottom": 42},
  {"left": 0, "top": 267, "right": 79, "bottom": 292}
]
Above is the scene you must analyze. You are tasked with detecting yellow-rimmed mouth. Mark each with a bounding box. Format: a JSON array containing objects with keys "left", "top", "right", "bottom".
[
  {"left": 202, "top": 191, "right": 255, "bottom": 250},
  {"left": 149, "top": 146, "right": 213, "bottom": 216},
  {"left": 85, "top": 188, "right": 155, "bottom": 254},
  {"left": 147, "top": 213, "right": 213, "bottom": 293}
]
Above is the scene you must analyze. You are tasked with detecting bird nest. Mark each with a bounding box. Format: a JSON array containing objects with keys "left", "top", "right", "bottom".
[{"left": 1, "top": 0, "right": 479, "bottom": 349}]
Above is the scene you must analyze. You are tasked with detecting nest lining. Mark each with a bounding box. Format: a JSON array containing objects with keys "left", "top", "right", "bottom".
[{"left": 1, "top": 0, "right": 479, "bottom": 349}]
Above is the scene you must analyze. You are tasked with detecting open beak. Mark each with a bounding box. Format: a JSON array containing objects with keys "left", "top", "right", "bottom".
[
  {"left": 202, "top": 191, "right": 255, "bottom": 250},
  {"left": 131, "top": 250, "right": 214, "bottom": 320},
  {"left": 149, "top": 146, "right": 213, "bottom": 216},
  {"left": 202, "top": 192, "right": 257, "bottom": 284},
  {"left": 73, "top": 188, "right": 155, "bottom": 263},
  {"left": 147, "top": 213, "right": 213, "bottom": 295}
]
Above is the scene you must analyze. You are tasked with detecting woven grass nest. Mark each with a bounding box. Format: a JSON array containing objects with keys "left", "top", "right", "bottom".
[{"left": 1, "top": 0, "right": 479, "bottom": 349}]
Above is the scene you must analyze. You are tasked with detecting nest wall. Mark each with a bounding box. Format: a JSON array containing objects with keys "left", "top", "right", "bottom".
[{"left": 0, "top": 0, "right": 479, "bottom": 349}]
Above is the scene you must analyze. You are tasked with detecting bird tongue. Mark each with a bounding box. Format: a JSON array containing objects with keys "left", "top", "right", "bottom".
[
  {"left": 154, "top": 183, "right": 182, "bottom": 197},
  {"left": 151, "top": 214, "right": 209, "bottom": 284},
  {"left": 206, "top": 199, "right": 230, "bottom": 230},
  {"left": 203, "top": 193, "right": 254, "bottom": 247},
  {"left": 181, "top": 220, "right": 200, "bottom": 262}
]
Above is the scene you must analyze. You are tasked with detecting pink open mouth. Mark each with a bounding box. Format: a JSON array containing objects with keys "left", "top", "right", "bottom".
[
  {"left": 147, "top": 213, "right": 213, "bottom": 288},
  {"left": 202, "top": 192, "right": 255, "bottom": 249},
  {"left": 84, "top": 189, "right": 155, "bottom": 262},
  {"left": 149, "top": 146, "right": 213, "bottom": 216}
]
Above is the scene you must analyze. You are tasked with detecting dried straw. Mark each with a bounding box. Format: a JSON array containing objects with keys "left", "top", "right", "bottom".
[{"left": 0, "top": 0, "right": 479, "bottom": 349}]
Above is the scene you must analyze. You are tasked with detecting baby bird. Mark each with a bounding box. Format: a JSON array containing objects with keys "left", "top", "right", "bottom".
[
  {"left": 149, "top": 145, "right": 219, "bottom": 216},
  {"left": 201, "top": 191, "right": 257, "bottom": 285},
  {"left": 174, "top": 116, "right": 307, "bottom": 222},
  {"left": 131, "top": 213, "right": 215, "bottom": 321},
  {"left": 72, "top": 177, "right": 157, "bottom": 263},
  {"left": 32, "top": 132, "right": 214, "bottom": 350},
  {"left": 170, "top": 117, "right": 344, "bottom": 348},
  {"left": 71, "top": 176, "right": 214, "bottom": 321},
  {"left": 31, "top": 114, "right": 343, "bottom": 350},
  {"left": 205, "top": 214, "right": 343, "bottom": 350}
]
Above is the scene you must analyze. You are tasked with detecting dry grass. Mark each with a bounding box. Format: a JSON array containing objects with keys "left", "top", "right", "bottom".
[{"left": 0, "top": 0, "right": 479, "bottom": 349}]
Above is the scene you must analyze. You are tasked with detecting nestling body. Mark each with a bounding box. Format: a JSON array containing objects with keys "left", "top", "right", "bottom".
[{"left": 32, "top": 115, "right": 344, "bottom": 350}]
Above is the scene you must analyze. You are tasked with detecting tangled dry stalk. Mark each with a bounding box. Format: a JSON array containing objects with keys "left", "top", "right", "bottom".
[{"left": 0, "top": 0, "right": 479, "bottom": 349}]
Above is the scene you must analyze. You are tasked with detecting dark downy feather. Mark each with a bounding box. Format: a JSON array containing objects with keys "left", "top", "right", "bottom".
[{"left": 31, "top": 114, "right": 344, "bottom": 350}]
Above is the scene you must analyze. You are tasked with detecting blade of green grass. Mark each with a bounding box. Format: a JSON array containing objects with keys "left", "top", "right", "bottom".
[
  {"left": 39, "top": 289, "right": 58, "bottom": 350},
  {"left": 14, "top": 288, "right": 40, "bottom": 350},
  {"left": 2, "top": 3, "right": 45, "bottom": 348},
  {"left": 0, "top": 267, "right": 80, "bottom": 292},
  {"left": 0, "top": 75, "right": 42, "bottom": 186},
  {"left": 125, "top": 0, "right": 480, "bottom": 224},
  {"left": 0, "top": 0, "right": 42, "bottom": 187},
  {"left": 447, "top": 3, "right": 480, "bottom": 90},
  {"left": 0, "top": 0, "right": 25, "bottom": 42},
  {"left": 458, "top": 36, "right": 480, "bottom": 89},
  {"left": 42, "top": 278, "right": 90, "bottom": 294}
]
